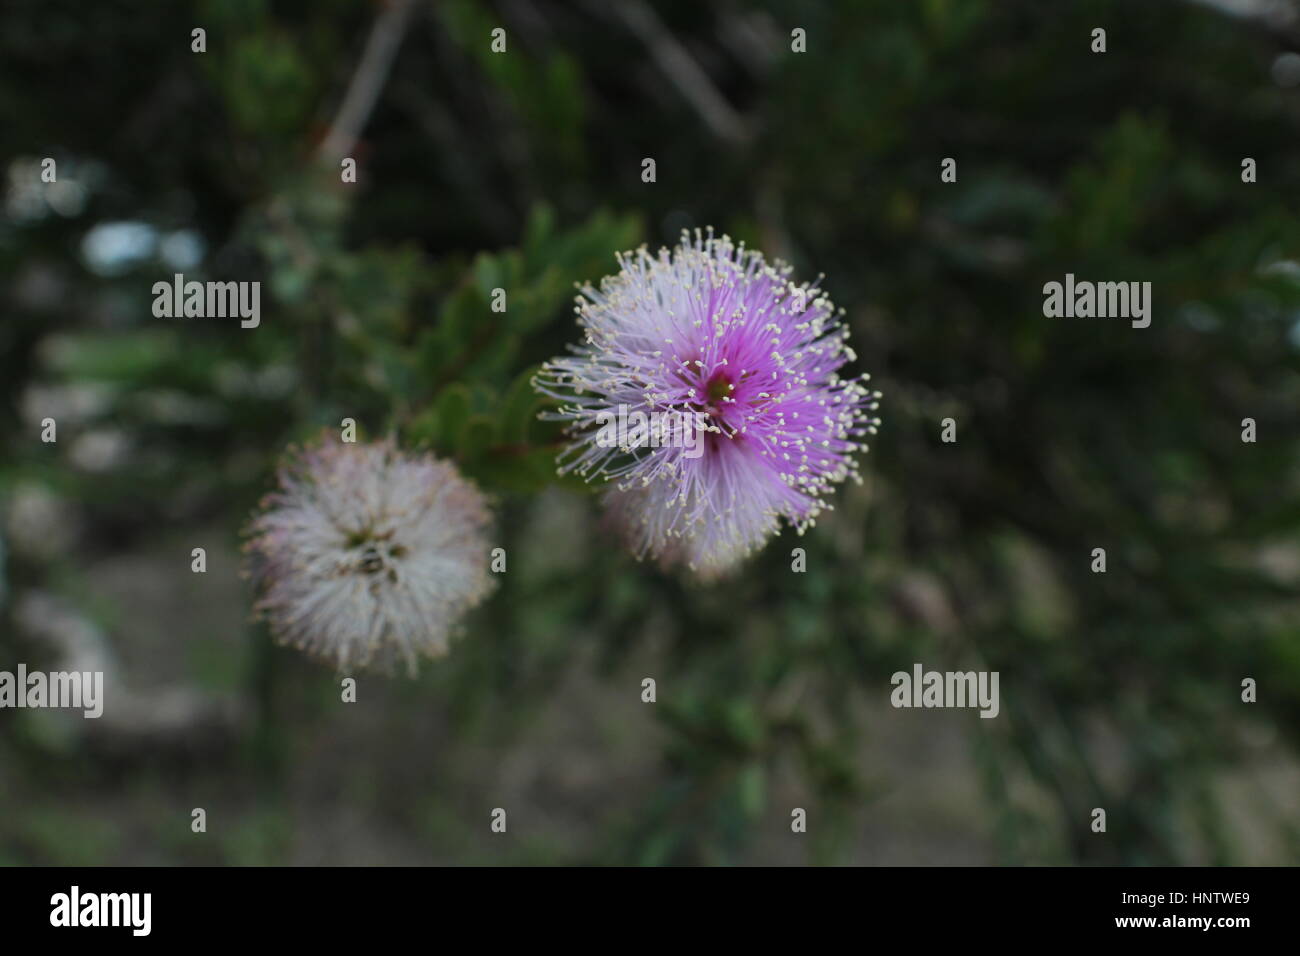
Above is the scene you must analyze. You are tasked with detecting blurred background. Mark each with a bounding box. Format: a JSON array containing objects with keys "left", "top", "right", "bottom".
[{"left": 2, "top": 0, "right": 1300, "bottom": 866}]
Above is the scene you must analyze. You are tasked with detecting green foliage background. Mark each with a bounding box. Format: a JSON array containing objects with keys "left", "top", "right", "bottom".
[{"left": 1, "top": 0, "right": 1298, "bottom": 865}]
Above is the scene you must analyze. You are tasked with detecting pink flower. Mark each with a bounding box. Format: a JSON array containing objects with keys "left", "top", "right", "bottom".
[{"left": 536, "top": 230, "right": 880, "bottom": 578}]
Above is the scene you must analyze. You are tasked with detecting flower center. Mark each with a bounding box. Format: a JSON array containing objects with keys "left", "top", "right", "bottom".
[
  {"left": 703, "top": 370, "right": 733, "bottom": 405},
  {"left": 359, "top": 545, "right": 386, "bottom": 575},
  {"left": 344, "top": 528, "right": 406, "bottom": 582}
]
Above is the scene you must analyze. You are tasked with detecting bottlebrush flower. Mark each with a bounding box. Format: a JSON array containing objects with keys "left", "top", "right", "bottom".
[
  {"left": 535, "top": 229, "right": 880, "bottom": 578},
  {"left": 244, "top": 434, "right": 495, "bottom": 674}
]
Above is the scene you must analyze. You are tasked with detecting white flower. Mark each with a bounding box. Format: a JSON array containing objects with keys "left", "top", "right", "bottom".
[{"left": 245, "top": 434, "right": 495, "bottom": 674}]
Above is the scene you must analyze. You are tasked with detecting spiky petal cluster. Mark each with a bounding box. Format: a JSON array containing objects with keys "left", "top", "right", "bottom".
[
  {"left": 535, "top": 229, "right": 880, "bottom": 578},
  {"left": 244, "top": 434, "right": 494, "bottom": 674}
]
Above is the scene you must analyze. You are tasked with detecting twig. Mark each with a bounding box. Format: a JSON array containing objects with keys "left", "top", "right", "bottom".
[
  {"left": 602, "top": 0, "right": 752, "bottom": 145},
  {"left": 318, "top": 0, "right": 418, "bottom": 162}
]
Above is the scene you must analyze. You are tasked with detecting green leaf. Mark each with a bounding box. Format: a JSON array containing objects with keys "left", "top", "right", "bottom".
[
  {"left": 737, "top": 763, "right": 766, "bottom": 821},
  {"left": 459, "top": 414, "right": 496, "bottom": 460},
  {"left": 496, "top": 365, "right": 543, "bottom": 445},
  {"left": 410, "top": 383, "right": 471, "bottom": 453}
]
